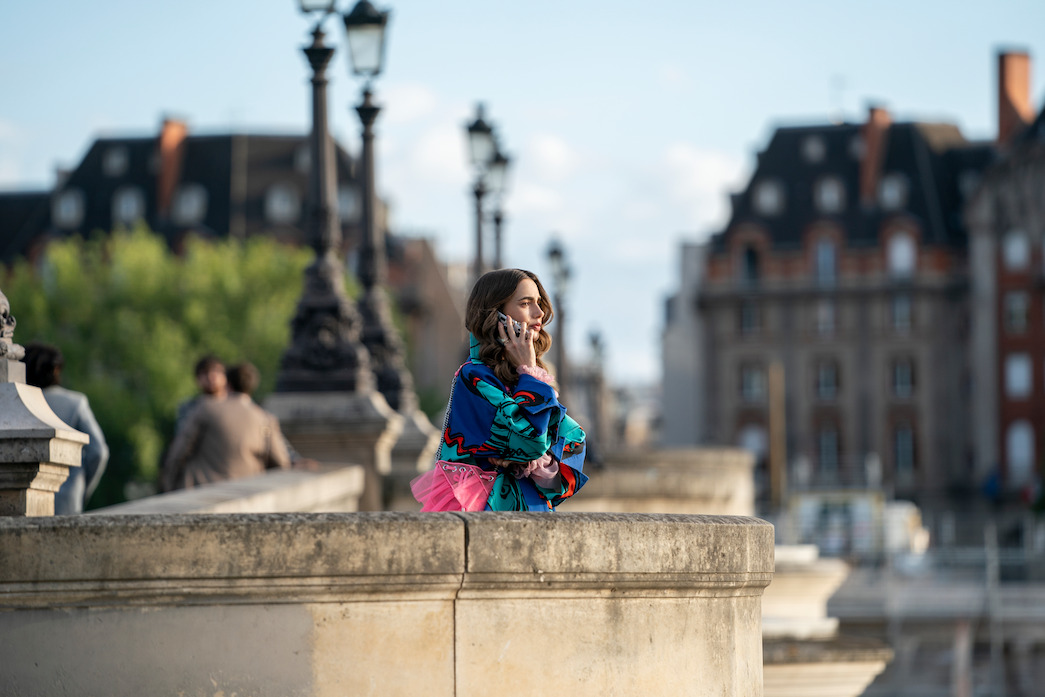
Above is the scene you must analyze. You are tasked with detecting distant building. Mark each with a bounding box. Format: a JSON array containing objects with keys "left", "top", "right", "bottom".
[
  {"left": 967, "top": 50, "right": 1045, "bottom": 496},
  {"left": 661, "top": 53, "right": 1045, "bottom": 510},
  {"left": 0, "top": 119, "right": 467, "bottom": 401}
]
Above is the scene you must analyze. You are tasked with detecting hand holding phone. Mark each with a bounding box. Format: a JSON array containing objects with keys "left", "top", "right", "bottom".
[{"left": 497, "top": 311, "right": 523, "bottom": 338}]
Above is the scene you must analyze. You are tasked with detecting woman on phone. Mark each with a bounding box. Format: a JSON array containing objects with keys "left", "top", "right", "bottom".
[{"left": 411, "top": 268, "right": 587, "bottom": 512}]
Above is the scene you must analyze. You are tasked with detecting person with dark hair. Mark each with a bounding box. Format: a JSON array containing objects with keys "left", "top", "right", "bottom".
[
  {"left": 227, "top": 362, "right": 317, "bottom": 471},
  {"left": 22, "top": 342, "right": 109, "bottom": 514},
  {"left": 174, "top": 354, "right": 228, "bottom": 434},
  {"left": 410, "top": 268, "right": 587, "bottom": 512}
]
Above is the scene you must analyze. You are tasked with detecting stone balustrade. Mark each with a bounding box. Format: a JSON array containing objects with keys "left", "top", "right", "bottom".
[{"left": 0, "top": 511, "right": 773, "bottom": 697}]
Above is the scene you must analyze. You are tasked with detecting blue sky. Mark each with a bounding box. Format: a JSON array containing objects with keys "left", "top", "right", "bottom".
[{"left": 3, "top": 1, "right": 1045, "bottom": 386}]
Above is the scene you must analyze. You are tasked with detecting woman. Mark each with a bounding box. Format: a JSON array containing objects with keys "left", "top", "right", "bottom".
[{"left": 411, "top": 268, "right": 587, "bottom": 511}]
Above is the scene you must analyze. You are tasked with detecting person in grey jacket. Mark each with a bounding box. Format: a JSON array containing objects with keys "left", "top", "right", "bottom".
[{"left": 23, "top": 342, "right": 110, "bottom": 514}]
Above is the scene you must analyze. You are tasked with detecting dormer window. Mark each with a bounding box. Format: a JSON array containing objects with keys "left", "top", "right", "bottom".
[
  {"left": 265, "top": 183, "right": 301, "bottom": 224},
  {"left": 814, "top": 176, "right": 846, "bottom": 213},
  {"left": 112, "top": 186, "right": 145, "bottom": 225},
  {"left": 878, "top": 173, "right": 908, "bottom": 210},
  {"left": 103, "top": 147, "right": 129, "bottom": 177},
  {"left": 52, "top": 189, "right": 85, "bottom": 229},
  {"left": 752, "top": 180, "right": 784, "bottom": 217},
  {"left": 802, "top": 136, "right": 826, "bottom": 163},
  {"left": 1003, "top": 229, "right": 1030, "bottom": 271},
  {"left": 172, "top": 184, "right": 208, "bottom": 226}
]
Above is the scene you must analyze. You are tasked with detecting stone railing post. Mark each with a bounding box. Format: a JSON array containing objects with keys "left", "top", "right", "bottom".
[{"left": 0, "top": 288, "right": 87, "bottom": 516}]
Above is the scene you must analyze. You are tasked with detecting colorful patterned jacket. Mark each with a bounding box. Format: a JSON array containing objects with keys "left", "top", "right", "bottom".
[{"left": 438, "top": 336, "right": 588, "bottom": 511}]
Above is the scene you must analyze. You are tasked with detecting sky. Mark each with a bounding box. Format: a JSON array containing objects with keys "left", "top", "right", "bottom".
[{"left": 2, "top": 1, "right": 1045, "bottom": 387}]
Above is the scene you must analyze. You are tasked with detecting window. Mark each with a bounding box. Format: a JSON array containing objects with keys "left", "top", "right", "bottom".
[
  {"left": 802, "top": 136, "right": 826, "bottom": 163},
  {"left": 103, "top": 146, "right": 129, "bottom": 177},
  {"left": 816, "top": 360, "right": 839, "bottom": 400},
  {"left": 1004, "top": 292, "right": 1029, "bottom": 334},
  {"left": 1003, "top": 229, "right": 1030, "bottom": 271},
  {"left": 892, "top": 358, "right": 915, "bottom": 398},
  {"left": 878, "top": 173, "right": 908, "bottom": 211},
  {"left": 265, "top": 183, "right": 301, "bottom": 224},
  {"left": 112, "top": 186, "right": 145, "bottom": 225},
  {"left": 294, "top": 145, "right": 311, "bottom": 174},
  {"left": 753, "top": 180, "right": 784, "bottom": 216},
  {"left": 814, "top": 176, "right": 846, "bottom": 213},
  {"left": 816, "top": 299, "right": 835, "bottom": 336},
  {"left": 815, "top": 239, "right": 836, "bottom": 286},
  {"left": 338, "top": 185, "right": 361, "bottom": 223},
  {"left": 1006, "top": 420, "right": 1034, "bottom": 486},
  {"left": 740, "top": 365, "right": 767, "bottom": 403},
  {"left": 172, "top": 184, "right": 208, "bottom": 226},
  {"left": 52, "top": 189, "right": 84, "bottom": 229},
  {"left": 818, "top": 426, "right": 840, "bottom": 475},
  {"left": 891, "top": 294, "right": 912, "bottom": 332},
  {"left": 895, "top": 425, "right": 915, "bottom": 476},
  {"left": 1005, "top": 353, "right": 1032, "bottom": 399},
  {"left": 887, "top": 232, "right": 917, "bottom": 278},
  {"left": 739, "top": 301, "right": 760, "bottom": 335},
  {"left": 740, "top": 246, "right": 760, "bottom": 284}
]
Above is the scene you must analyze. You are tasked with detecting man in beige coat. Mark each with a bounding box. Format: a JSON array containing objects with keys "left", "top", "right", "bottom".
[{"left": 162, "top": 389, "right": 291, "bottom": 491}]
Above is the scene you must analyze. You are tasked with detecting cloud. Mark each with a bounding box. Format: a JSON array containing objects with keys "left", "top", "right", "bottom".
[
  {"left": 660, "top": 142, "right": 747, "bottom": 230},
  {"left": 382, "top": 83, "right": 439, "bottom": 125},
  {"left": 525, "top": 133, "right": 581, "bottom": 182}
]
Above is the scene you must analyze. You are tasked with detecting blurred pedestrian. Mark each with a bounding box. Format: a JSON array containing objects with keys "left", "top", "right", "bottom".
[
  {"left": 227, "top": 361, "right": 319, "bottom": 471},
  {"left": 23, "top": 342, "right": 109, "bottom": 514},
  {"left": 174, "top": 354, "right": 228, "bottom": 434},
  {"left": 162, "top": 360, "right": 292, "bottom": 491}
]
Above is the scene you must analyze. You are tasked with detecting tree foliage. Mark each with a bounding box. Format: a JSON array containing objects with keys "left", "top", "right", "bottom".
[{"left": 2, "top": 227, "right": 316, "bottom": 507}]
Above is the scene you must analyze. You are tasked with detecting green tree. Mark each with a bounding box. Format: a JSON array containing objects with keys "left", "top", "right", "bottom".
[{"left": 2, "top": 227, "right": 317, "bottom": 507}]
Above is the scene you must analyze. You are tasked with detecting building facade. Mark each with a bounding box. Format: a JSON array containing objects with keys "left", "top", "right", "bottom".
[{"left": 664, "top": 51, "right": 1045, "bottom": 509}]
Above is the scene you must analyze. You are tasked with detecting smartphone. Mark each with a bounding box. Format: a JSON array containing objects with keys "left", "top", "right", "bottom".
[{"left": 497, "top": 311, "right": 523, "bottom": 337}]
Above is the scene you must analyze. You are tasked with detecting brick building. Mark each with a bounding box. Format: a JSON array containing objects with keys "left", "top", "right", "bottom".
[{"left": 661, "top": 54, "right": 1042, "bottom": 510}]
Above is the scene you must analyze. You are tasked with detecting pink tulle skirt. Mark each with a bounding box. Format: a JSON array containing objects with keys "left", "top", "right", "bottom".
[{"left": 410, "top": 461, "right": 497, "bottom": 512}]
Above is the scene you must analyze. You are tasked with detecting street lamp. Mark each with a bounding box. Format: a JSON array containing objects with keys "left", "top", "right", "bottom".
[
  {"left": 466, "top": 104, "right": 496, "bottom": 284},
  {"left": 342, "top": 0, "right": 416, "bottom": 414},
  {"left": 486, "top": 146, "right": 511, "bottom": 269},
  {"left": 546, "top": 238, "right": 572, "bottom": 396},
  {"left": 275, "top": 0, "right": 372, "bottom": 393}
]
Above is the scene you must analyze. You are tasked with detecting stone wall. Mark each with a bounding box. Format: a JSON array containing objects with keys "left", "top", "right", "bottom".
[{"left": 0, "top": 512, "right": 773, "bottom": 697}]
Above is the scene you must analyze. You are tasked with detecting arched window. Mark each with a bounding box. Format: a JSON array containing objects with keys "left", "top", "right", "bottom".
[
  {"left": 172, "top": 184, "right": 208, "bottom": 226},
  {"left": 887, "top": 232, "right": 916, "bottom": 278},
  {"left": 814, "top": 176, "right": 846, "bottom": 213},
  {"left": 1006, "top": 421, "right": 1034, "bottom": 486},
  {"left": 740, "top": 246, "right": 760, "bottom": 284},
  {"left": 815, "top": 239, "right": 836, "bottom": 285},
  {"left": 265, "top": 183, "right": 301, "bottom": 224},
  {"left": 753, "top": 179, "right": 784, "bottom": 216}
]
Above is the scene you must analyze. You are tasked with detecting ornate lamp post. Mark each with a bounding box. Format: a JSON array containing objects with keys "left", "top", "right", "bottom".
[
  {"left": 466, "top": 104, "right": 496, "bottom": 284},
  {"left": 546, "top": 238, "right": 572, "bottom": 397},
  {"left": 342, "top": 0, "right": 416, "bottom": 416},
  {"left": 486, "top": 147, "right": 511, "bottom": 269},
  {"left": 275, "top": 0, "right": 372, "bottom": 393}
]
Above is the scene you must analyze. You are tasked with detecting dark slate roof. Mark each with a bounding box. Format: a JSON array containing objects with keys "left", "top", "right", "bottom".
[
  {"left": 0, "top": 130, "right": 361, "bottom": 264},
  {"left": 711, "top": 119, "right": 998, "bottom": 253},
  {"left": 1014, "top": 103, "right": 1045, "bottom": 146},
  {"left": 0, "top": 191, "right": 49, "bottom": 264}
]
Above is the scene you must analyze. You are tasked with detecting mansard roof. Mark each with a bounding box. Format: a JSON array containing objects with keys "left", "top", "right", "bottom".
[
  {"left": 710, "top": 117, "right": 997, "bottom": 254},
  {"left": 0, "top": 129, "right": 360, "bottom": 264}
]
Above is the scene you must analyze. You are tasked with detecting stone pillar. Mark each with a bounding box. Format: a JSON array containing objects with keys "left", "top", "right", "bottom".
[
  {"left": 265, "top": 391, "right": 402, "bottom": 512},
  {"left": 0, "top": 288, "right": 87, "bottom": 516}
]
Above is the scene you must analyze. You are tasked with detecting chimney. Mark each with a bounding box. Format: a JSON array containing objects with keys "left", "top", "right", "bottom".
[
  {"left": 859, "top": 104, "right": 891, "bottom": 207},
  {"left": 997, "top": 50, "right": 1033, "bottom": 144},
  {"left": 157, "top": 118, "right": 188, "bottom": 219}
]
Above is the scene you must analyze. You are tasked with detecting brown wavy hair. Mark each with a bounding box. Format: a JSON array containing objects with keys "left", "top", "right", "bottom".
[{"left": 465, "top": 268, "right": 555, "bottom": 386}]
